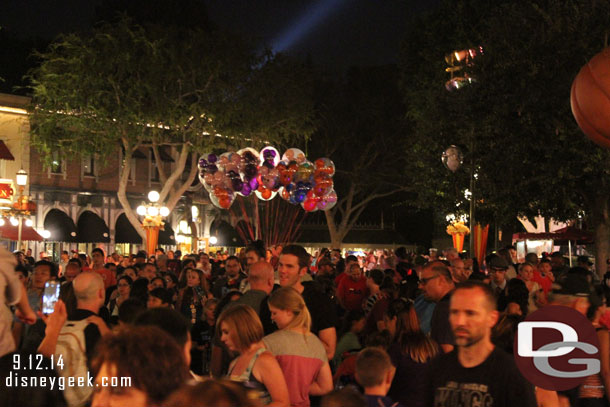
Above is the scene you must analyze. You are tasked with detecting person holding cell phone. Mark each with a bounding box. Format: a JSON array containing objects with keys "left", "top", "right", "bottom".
[{"left": 28, "top": 260, "right": 58, "bottom": 315}]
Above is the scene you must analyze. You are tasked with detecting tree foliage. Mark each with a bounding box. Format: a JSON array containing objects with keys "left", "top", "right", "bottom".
[
  {"left": 28, "top": 17, "right": 315, "bottom": 244},
  {"left": 401, "top": 0, "right": 610, "bottom": 271}
]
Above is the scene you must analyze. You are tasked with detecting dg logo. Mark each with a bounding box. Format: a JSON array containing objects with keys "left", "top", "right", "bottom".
[{"left": 514, "top": 305, "right": 600, "bottom": 390}]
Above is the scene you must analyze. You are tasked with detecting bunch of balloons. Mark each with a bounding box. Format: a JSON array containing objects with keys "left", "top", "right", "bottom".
[{"left": 198, "top": 147, "right": 338, "bottom": 212}]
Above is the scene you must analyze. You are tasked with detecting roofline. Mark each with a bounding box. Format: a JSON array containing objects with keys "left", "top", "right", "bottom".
[{"left": 0, "top": 93, "right": 30, "bottom": 115}]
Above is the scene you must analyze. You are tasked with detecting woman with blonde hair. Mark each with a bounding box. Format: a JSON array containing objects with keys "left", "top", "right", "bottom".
[
  {"left": 216, "top": 304, "right": 290, "bottom": 407},
  {"left": 264, "top": 287, "right": 333, "bottom": 407}
]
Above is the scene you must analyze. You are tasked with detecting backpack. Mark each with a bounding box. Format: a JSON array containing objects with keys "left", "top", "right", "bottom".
[{"left": 54, "top": 319, "right": 93, "bottom": 407}]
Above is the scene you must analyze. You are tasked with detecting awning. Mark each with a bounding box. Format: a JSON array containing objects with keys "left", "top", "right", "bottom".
[
  {"left": 158, "top": 222, "right": 175, "bottom": 245},
  {"left": 0, "top": 141, "right": 15, "bottom": 160},
  {"left": 512, "top": 226, "right": 594, "bottom": 244},
  {"left": 77, "top": 211, "right": 110, "bottom": 243},
  {"left": 0, "top": 219, "right": 43, "bottom": 241},
  {"left": 44, "top": 209, "right": 77, "bottom": 242},
  {"left": 115, "top": 213, "right": 142, "bottom": 244}
]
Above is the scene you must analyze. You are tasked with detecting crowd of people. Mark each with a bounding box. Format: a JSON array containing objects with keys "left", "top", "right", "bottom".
[{"left": 1, "top": 241, "right": 609, "bottom": 407}]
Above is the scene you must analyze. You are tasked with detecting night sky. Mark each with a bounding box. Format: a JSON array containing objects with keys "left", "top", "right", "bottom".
[{"left": 2, "top": 0, "right": 439, "bottom": 69}]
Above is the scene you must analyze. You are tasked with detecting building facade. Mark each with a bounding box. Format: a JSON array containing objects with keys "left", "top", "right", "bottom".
[{"left": 0, "top": 93, "right": 216, "bottom": 260}]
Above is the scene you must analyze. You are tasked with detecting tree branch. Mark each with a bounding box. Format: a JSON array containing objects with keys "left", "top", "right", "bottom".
[
  {"left": 117, "top": 137, "right": 146, "bottom": 241},
  {"left": 151, "top": 141, "right": 168, "bottom": 185},
  {"left": 350, "top": 186, "right": 409, "bottom": 214},
  {"left": 166, "top": 153, "right": 198, "bottom": 211},
  {"left": 159, "top": 143, "right": 190, "bottom": 204}
]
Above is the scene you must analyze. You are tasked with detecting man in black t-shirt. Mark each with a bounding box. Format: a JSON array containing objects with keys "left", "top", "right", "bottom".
[
  {"left": 426, "top": 281, "right": 536, "bottom": 407},
  {"left": 278, "top": 244, "right": 338, "bottom": 360}
]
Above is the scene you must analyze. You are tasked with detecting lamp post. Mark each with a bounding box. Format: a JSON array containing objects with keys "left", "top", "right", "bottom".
[
  {"left": 443, "top": 47, "right": 482, "bottom": 257},
  {"left": 136, "top": 191, "right": 169, "bottom": 255},
  {"left": 11, "top": 170, "right": 36, "bottom": 252}
]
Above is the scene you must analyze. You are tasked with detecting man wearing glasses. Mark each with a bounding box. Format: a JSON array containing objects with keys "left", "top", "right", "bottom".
[{"left": 418, "top": 262, "right": 455, "bottom": 353}]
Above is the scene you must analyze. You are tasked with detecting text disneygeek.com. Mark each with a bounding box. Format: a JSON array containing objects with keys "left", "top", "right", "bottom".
[{"left": 6, "top": 372, "right": 132, "bottom": 391}]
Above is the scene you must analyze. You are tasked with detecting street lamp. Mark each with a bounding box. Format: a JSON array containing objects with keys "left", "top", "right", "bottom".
[
  {"left": 443, "top": 46, "right": 483, "bottom": 255},
  {"left": 10, "top": 170, "right": 37, "bottom": 252},
  {"left": 443, "top": 145, "right": 476, "bottom": 255},
  {"left": 136, "top": 190, "right": 169, "bottom": 255}
]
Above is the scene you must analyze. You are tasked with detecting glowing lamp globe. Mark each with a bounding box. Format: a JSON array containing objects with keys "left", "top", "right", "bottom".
[
  {"left": 571, "top": 47, "right": 610, "bottom": 149},
  {"left": 137, "top": 206, "right": 147, "bottom": 216},
  {"left": 16, "top": 169, "right": 28, "bottom": 186},
  {"left": 160, "top": 207, "right": 170, "bottom": 217},
  {"left": 148, "top": 190, "right": 160, "bottom": 203},
  {"left": 209, "top": 236, "right": 218, "bottom": 245}
]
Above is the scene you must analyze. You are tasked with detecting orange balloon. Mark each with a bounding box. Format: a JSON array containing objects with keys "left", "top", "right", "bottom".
[
  {"left": 213, "top": 186, "right": 228, "bottom": 198},
  {"left": 280, "top": 187, "right": 290, "bottom": 200},
  {"left": 261, "top": 188, "right": 272, "bottom": 200},
  {"left": 219, "top": 197, "right": 232, "bottom": 209},
  {"left": 571, "top": 47, "right": 610, "bottom": 149}
]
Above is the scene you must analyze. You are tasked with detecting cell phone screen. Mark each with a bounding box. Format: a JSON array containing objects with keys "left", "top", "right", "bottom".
[{"left": 42, "top": 281, "right": 61, "bottom": 314}]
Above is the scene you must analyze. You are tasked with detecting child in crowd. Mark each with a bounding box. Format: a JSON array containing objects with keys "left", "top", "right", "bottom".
[{"left": 355, "top": 347, "right": 404, "bottom": 407}]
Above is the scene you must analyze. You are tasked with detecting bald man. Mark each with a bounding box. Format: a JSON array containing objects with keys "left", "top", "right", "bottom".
[
  {"left": 39, "top": 272, "right": 109, "bottom": 361},
  {"left": 234, "top": 261, "right": 275, "bottom": 315}
]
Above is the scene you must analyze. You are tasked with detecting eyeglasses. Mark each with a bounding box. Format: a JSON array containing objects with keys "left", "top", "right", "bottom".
[{"left": 418, "top": 275, "right": 439, "bottom": 286}]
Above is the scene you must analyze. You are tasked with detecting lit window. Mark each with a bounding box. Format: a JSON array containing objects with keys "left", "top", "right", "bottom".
[{"left": 83, "top": 155, "right": 95, "bottom": 176}]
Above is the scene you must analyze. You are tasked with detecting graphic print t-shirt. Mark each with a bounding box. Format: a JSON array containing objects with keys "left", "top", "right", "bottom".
[{"left": 425, "top": 347, "right": 536, "bottom": 407}]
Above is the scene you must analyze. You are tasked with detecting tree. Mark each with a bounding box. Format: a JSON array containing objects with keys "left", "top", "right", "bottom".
[
  {"left": 310, "top": 65, "right": 410, "bottom": 248},
  {"left": 400, "top": 0, "right": 610, "bottom": 274},
  {"left": 28, "top": 17, "right": 315, "bottom": 248}
]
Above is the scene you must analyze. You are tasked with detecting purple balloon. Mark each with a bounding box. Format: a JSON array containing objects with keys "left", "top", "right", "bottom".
[
  {"left": 263, "top": 149, "right": 276, "bottom": 159},
  {"left": 249, "top": 178, "right": 259, "bottom": 190},
  {"left": 241, "top": 183, "right": 252, "bottom": 196},
  {"left": 207, "top": 164, "right": 218, "bottom": 174},
  {"left": 198, "top": 158, "right": 207, "bottom": 168},
  {"left": 207, "top": 154, "right": 217, "bottom": 163}
]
